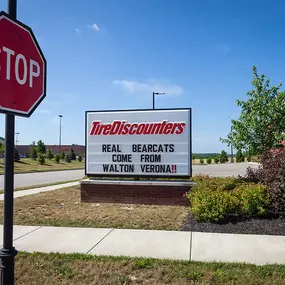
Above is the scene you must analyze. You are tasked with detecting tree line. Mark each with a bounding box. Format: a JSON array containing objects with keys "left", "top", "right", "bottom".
[{"left": 0, "top": 140, "right": 83, "bottom": 164}]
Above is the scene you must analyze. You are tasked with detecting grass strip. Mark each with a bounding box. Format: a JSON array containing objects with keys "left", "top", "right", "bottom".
[{"left": 16, "top": 251, "right": 285, "bottom": 285}]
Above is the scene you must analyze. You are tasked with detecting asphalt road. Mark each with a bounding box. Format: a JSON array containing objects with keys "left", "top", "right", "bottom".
[
  {"left": 0, "top": 169, "right": 85, "bottom": 189},
  {"left": 0, "top": 163, "right": 260, "bottom": 189}
]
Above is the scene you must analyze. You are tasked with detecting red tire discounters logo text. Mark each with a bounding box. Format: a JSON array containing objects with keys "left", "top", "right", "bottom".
[
  {"left": 0, "top": 13, "right": 46, "bottom": 116},
  {"left": 90, "top": 120, "right": 186, "bottom": 136}
]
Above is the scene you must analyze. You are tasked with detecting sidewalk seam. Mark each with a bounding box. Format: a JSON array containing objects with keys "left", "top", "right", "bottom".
[
  {"left": 13, "top": 226, "right": 43, "bottom": 242},
  {"left": 86, "top": 228, "right": 115, "bottom": 254},
  {"left": 0, "top": 226, "right": 43, "bottom": 248},
  {"left": 189, "top": 231, "right": 193, "bottom": 262}
]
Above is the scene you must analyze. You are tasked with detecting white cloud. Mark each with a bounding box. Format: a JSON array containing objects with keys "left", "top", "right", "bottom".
[
  {"left": 88, "top": 23, "right": 100, "bottom": 32},
  {"left": 112, "top": 80, "right": 184, "bottom": 96},
  {"left": 75, "top": 28, "right": 81, "bottom": 34}
]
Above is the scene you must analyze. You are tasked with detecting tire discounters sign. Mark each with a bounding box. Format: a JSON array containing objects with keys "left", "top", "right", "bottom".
[
  {"left": 0, "top": 11, "right": 46, "bottom": 117},
  {"left": 85, "top": 108, "right": 192, "bottom": 178}
]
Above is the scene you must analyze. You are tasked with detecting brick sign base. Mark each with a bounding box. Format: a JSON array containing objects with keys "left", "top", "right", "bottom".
[{"left": 80, "top": 179, "right": 195, "bottom": 206}]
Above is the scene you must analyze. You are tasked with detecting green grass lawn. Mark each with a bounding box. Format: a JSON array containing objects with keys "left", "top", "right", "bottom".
[
  {"left": 0, "top": 158, "right": 84, "bottom": 174},
  {"left": 16, "top": 252, "right": 285, "bottom": 285},
  {"left": 0, "top": 186, "right": 188, "bottom": 231}
]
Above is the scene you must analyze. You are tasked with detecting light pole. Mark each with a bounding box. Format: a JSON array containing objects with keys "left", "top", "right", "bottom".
[
  {"left": 15, "top": 133, "right": 19, "bottom": 147},
  {"left": 152, "top": 92, "right": 165, "bottom": 109},
  {"left": 59, "top": 115, "right": 63, "bottom": 152},
  {"left": 230, "top": 125, "right": 234, "bottom": 163}
]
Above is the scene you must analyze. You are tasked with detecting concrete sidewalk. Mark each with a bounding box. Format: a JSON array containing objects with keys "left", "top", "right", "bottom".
[
  {"left": 2, "top": 225, "right": 285, "bottom": 265},
  {"left": 0, "top": 181, "right": 79, "bottom": 200}
]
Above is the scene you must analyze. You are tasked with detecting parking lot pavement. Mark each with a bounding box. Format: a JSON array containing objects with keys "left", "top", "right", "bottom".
[{"left": 192, "top": 162, "right": 259, "bottom": 177}]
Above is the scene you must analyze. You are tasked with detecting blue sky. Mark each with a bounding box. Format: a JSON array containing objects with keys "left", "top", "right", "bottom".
[{"left": 1, "top": 0, "right": 285, "bottom": 153}]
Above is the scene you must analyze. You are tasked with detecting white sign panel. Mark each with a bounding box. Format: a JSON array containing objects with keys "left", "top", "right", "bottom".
[{"left": 85, "top": 109, "right": 191, "bottom": 177}]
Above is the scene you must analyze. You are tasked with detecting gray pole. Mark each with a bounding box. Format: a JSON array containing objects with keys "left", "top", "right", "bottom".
[
  {"left": 0, "top": 2, "right": 18, "bottom": 284},
  {"left": 231, "top": 125, "right": 234, "bottom": 163},
  {"left": 152, "top": 92, "right": 165, "bottom": 110},
  {"left": 15, "top": 133, "right": 19, "bottom": 146},
  {"left": 59, "top": 115, "right": 63, "bottom": 152}
]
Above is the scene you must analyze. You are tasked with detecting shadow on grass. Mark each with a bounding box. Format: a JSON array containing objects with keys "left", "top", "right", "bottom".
[{"left": 15, "top": 161, "right": 29, "bottom": 165}]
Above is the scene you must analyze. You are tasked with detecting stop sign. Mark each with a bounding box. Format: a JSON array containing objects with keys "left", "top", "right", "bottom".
[{"left": 0, "top": 11, "right": 46, "bottom": 117}]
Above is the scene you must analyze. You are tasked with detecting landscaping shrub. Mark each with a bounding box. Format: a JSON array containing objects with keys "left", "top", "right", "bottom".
[
  {"left": 78, "top": 155, "right": 82, "bottom": 162},
  {"left": 260, "top": 151, "right": 285, "bottom": 216},
  {"left": 188, "top": 176, "right": 270, "bottom": 222},
  {"left": 241, "top": 166, "right": 263, "bottom": 184},
  {"left": 206, "top": 158, "right": 212, "bottom": 164},
  {"left": 247, "top": 156, "right": 252, "bottom": 162},
  {"left": 236, "top": 149, "right": 245, "bottom": 163},
  {"left": 220, "top": 150, "right": 229, "bottom": 163},
  {"left": 191, "top": 175, "right": 241, "bottom": 191},
  {"left": 55, "top": 153, "right": 60, "bottom": 164},
  {"left": 188, "top": 189, "right": 240, "bottom": 223},
  {"left": 214, "top": 157, "right": 219, "bottom": 163},
  {"left": 233, "top": 184, "right": 270, "bottom": 218},
  {"left": 199, "top": 158, "right": 204, "bottom": 164},
  {"left": 37, "top": 153, "right": 45, "bottom": 165}
]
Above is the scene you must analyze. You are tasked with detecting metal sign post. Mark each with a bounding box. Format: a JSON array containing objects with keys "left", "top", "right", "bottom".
[
  {"left": 0, "top": 0, "right": 46, "bottom": 283},
  {"left": 0, "top": 1, "right": 18, "bottom": 284}
]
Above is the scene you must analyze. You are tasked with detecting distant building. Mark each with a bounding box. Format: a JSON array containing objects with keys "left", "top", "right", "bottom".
[{"left": 16, "top": 144, "right": 85, "bottom": 156}]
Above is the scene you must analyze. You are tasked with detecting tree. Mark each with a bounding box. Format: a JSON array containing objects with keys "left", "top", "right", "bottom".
[
  {"left": 37, "top": 140, "right": 46, "bottom": 154},
  {"left": 214, "top": 157, "right": 219, "bottom": 164},
  {"left": 192, "top": 154, "right": 196, "bottom": 161},
  {"left": 30, "top": 141, "right": 38, "bottom": 160},
  {"left": 65, "top": 154, "right": 71, "bottom": 163},
  {"left": 0, "top": 143, "right": 4, "bottom": 158},
  {"left": 206, "top": 157, "right": 212, "bottom": 164},
  {"left": 236, "top": 149, "right": 245, "bottom": 163},
  {"left": 14, "top": 147, "right": 20, "bottom": 162},
  {"left": 221, "top": 66, "right": 285, "bottom": 156},
  {"left": 200, "top": 158, "right": 204, "bottom": 164},
  {"left": 38, "top": 153, "right": 45, "bottom": 165},
  {"left": 46, "top": 149, "right": 53, "bottom": 160},
  {"left": 69, "top": 148, "right": 76, "bottom": 160},
  {"left": 55, "top": 153, "right": 60, "bottom": 163},
  {"left": 220, "top": 150, "right": 229, "bottom": 163},
  {"left": 78, "top": 155, "right": 82, "bottom": 162},
  {"left": 60, "top": 151, "right": 65, "bottom": 160}
]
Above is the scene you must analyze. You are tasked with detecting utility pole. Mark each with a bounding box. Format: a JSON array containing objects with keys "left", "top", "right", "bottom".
[{"left": 15, "top": 133, "right": 19, "bottom": 147}]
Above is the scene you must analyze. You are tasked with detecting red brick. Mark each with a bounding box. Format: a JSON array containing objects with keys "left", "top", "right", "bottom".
[{"left": 80, "top": 182, "right": 190, "bottom": 206}]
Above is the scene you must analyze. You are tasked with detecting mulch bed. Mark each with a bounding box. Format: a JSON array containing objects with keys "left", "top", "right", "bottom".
[{"left": 182, "top": 214, "right": 285, "bottom": 236}]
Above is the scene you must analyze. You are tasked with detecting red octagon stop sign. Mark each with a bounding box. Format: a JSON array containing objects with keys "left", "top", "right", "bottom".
[{"left": 0, "top": 11, "right": 46, "bottom": 117}]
